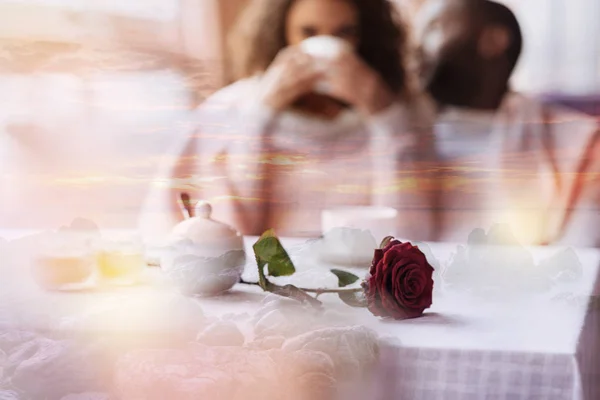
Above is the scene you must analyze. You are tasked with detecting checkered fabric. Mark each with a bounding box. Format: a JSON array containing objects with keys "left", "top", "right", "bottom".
[{"left": 370, "top": 346, "right": 579, "bottom": 400}]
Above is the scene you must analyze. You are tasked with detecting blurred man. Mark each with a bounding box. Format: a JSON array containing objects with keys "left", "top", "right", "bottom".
[
  {"left": 414, "top": 0, "right": 599, "bottom": 246},
  {"left": 416, "top": 0, "right": 520, "bottom": 110}
]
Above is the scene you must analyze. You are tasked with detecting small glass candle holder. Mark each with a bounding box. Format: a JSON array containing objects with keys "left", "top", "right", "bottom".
[
  {"left": 32, "top": 231, "right": 95, "bottom": 291},
  {"left": 96, "top": 234, "right": 145, "bottom": 286}
]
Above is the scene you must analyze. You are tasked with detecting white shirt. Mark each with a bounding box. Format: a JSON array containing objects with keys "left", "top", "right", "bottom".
[
  {"left": 139, "top": 77, "right": 436, "bottom": 241},
  {"left": 140, "top": 82, "right": 599, "bottom": 247}
]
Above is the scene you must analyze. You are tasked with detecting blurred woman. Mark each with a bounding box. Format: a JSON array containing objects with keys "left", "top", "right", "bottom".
[{"left": 140, "top": 0, "right": 435, "bottom": 241}]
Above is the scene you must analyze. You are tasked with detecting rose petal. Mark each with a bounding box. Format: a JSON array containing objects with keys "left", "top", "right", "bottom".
[
  {"left": 370, "top": 249, "right": 384, "bottom": 275},
  {"left": 382, "top": 240, "right": 403, "bottom": 253}
]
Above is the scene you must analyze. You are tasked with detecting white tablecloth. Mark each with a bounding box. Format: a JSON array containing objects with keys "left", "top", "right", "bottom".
[
  {"left": 275, "top": 238, "right": 600, "bottom": 400},
  {"left": 1, "top": 233, "right": 599, "bottom": 400}
]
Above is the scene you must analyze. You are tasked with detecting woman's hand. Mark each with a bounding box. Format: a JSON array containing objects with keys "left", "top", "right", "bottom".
[
  {"left": 257, "top": 47, "right": 323, "bottom": 111},
  {"left": 326, "top": 51, "right": 396, "bottom": 115}
]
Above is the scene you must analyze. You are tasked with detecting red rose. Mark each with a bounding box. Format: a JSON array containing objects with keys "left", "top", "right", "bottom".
[{"left": 363, "top": 239, "right": 434, "bottom": 319}]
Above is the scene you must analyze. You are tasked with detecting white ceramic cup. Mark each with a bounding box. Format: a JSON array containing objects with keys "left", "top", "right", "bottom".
[
  {"left": 299, "top": 35, "right": 351, "bottom": 94},
  {"left": 321, "top": 206, "right": 398, "bottom": 243}
]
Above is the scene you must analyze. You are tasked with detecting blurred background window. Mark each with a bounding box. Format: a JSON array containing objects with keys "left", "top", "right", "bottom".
[
  {"left": 502, "top": 0, "right": 600, "bottom": 96},
  {"left": 0, "top": 0, "right": 228, "bottom": 228},
  {"left": 0, "top": 0, "right": 180, "bottom": 21}
]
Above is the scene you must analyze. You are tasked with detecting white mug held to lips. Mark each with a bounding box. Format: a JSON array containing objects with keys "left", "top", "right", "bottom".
[{"left": 299, "top": 35, "right": 351, "bottom": 94}]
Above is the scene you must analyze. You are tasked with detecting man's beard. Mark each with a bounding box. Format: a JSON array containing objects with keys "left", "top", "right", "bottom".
[{"left": 422, "top": 44, "right": 483, "bottom": 108}]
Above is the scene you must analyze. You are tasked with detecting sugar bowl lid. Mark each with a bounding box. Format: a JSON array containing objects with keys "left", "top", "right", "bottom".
[{"left": 171, "top": 201, "right": 242, "bottom": 246}]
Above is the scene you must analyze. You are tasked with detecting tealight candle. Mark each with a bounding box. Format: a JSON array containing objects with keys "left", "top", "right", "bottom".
[
  {"left": 97, "top": 234, "right": 145, "bottom": 285},
  {"left": 32, "top": 232, "right": 95, "bottom": 291}
]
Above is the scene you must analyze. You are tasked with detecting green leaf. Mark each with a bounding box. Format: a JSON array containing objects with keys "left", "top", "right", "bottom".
[
  {"left": 253, "top": 230, "right": 296, "bottom": 277},
  {"left": 379, "top": 236, "right": 395, "bottom": 249},
  {"left": 330, "top": 269, "right": 360, "bottom": 287},
  {"left": 338, "top": 291, "right": 368, "bottom": 308}
]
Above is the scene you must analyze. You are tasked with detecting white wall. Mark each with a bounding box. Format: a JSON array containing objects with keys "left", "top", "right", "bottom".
[{"left": 503, "top": 0, "right": 600, "bottom": 95}]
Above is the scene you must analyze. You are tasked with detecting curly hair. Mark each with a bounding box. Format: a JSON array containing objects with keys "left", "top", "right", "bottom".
[{"left": 228, "top": 0, "right": 412, "bottom": 96}]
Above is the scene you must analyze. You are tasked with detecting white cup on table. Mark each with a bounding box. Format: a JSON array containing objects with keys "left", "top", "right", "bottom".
[
  {"left": 319, "top": 206, "right": 398, "bottom": 266},
  {"left": 322, "top": 206, "right": 398, "bottom": 242}
]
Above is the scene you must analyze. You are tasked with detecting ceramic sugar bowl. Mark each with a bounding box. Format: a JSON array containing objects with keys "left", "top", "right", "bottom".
[{"left": 161, "top": 201, "right": 246, "bottom": 297}]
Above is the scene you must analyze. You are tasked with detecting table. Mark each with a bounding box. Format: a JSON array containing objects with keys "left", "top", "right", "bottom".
[
  {"left": 1, "top": 233, "right": 599, "bottom": 400},
  {"left": 277, "top": 238, "right": 600, "bottom": 400}
]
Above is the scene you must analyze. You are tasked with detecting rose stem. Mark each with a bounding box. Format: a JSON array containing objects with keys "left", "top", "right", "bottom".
[{"left": 238, "top": 279, "right": 363, "bottom": 295}]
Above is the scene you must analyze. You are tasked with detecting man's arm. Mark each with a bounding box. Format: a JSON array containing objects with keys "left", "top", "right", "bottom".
[{"left": 556, "top": 128, "right": 600, "bottom": 247}]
